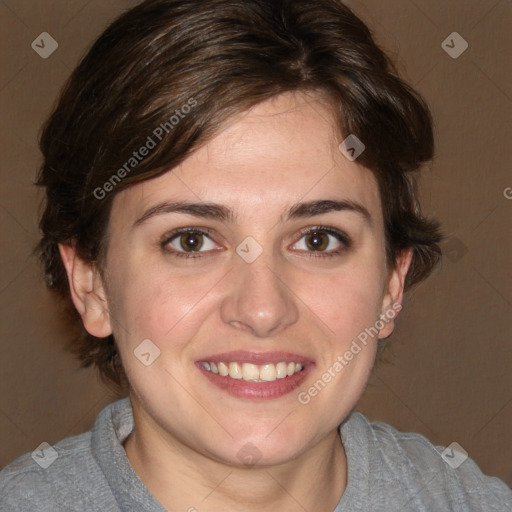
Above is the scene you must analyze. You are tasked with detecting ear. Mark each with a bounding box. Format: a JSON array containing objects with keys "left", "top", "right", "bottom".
[
  {"left": 377, "top": 247, "right": 413, "bottom": 340},
  {"left": 58, "top": 243, "right": 112, "bottom": 338}
]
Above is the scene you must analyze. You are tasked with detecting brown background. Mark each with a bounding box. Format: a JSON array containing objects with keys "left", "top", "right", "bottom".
[{"left": 1, "top": 0, "right": 511, "bottom": 486}]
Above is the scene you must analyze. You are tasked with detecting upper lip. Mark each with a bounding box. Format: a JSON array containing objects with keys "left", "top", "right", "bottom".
[{"left": 197, "top": 350, "right": 313, "bottom": 365}]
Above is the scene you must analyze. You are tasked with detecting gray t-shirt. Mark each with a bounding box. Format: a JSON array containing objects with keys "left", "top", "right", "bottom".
[{"left": 1, "top": 398, "right": 510, "bottom": 511}]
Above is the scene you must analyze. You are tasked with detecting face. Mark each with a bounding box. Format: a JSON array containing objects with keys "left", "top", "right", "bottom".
[{"left": 67, "top": 91, "right": 410, "bottom": 467}]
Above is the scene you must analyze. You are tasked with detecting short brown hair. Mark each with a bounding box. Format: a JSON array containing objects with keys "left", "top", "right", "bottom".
[{"left": 36, "top": 0, "right": 443, "bottom": 390}]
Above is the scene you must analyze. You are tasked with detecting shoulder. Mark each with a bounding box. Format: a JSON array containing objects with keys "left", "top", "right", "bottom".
[
  {"left": 340, "top": 412, "right": 512, "bottom": 511},
  {"left": 0, "top": 401, "right": 125, "bottom": 512}
]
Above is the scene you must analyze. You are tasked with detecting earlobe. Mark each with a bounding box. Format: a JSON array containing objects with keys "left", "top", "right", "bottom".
[
  {"left": 377, "top": 248, "right": 413, "bottom": 339},
  {"left": 58, "top": 243, "right": 112, "bottom": 338}
]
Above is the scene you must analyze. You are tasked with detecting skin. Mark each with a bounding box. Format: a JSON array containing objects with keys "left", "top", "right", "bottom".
[{"left": 60, "top": 91, "right": 412, "bottom": 512}]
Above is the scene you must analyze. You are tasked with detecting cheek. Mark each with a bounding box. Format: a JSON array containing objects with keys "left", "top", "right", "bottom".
[
  {"left": 106, "top": 258, "right": 222, "bottom": 350},
  {"left": 302, "top": 263, "right": 385, "bottom": 345}
]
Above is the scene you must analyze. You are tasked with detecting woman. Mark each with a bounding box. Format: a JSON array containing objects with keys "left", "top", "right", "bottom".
[{"left": 1, "top": 0, "right": 510, "bottom": 510}]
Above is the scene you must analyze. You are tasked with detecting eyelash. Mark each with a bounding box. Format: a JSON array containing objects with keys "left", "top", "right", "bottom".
[
  {"left": 296, "top": 226, "right": 352, "bottom": 259},
  {"left": 161, "top": 227, "right": 217, "bottom": 260},
  {"left": 160, "top": 226, "right": 352, "bottom": 259}
]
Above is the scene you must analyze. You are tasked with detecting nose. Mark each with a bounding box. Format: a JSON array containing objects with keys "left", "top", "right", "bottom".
[{"left": 220, "top": 252, "right": 299, "bottom": 338}]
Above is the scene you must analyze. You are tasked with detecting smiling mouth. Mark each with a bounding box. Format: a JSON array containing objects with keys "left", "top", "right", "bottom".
[{"left": 200, "top": 361, "right": 304, "bottom": 382}]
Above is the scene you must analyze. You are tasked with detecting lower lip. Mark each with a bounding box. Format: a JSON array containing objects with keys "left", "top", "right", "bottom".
[{"left": 196, "top": 363, "right": 313, "bottom": 400}]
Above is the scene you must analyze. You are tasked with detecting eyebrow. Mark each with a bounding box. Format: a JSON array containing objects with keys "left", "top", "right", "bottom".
[{"left": 133, "top": 199, "right": 372, "bottom": 227}]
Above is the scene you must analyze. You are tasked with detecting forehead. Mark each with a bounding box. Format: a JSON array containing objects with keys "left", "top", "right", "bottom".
[{"left": 113, "top": 92, "right": 382, "bottom": 227}]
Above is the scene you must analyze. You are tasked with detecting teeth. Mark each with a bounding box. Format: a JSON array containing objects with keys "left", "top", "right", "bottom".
[
  {"left": 229, "top": 362, "right": 243, "bottom": 379},
  {"left": 276, "top": 362, "right": 288, "bottom": 379},
  {"left": 260, "top": 364, "right": 276, "bottom": 381},
  {"left": 218, "top": 362, "right": 229, "bottom": 376},
  {"left": 201, "top": 361, "right": 305, "bottom": 382},
  {"left": 242, "top": 363, "right": 259, "bottom": 381}
]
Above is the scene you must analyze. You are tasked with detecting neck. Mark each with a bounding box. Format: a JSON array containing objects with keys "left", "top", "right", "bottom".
[{"left": 124, "top": 405, "right": 347, "bottom": 512}]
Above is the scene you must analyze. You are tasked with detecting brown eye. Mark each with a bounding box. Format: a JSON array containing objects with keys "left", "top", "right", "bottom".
[
  {"left": 292, "top": 227, "right": 351, "bottom": 257},
  {"left": 179, "top": 232, "right": 204, "bottom": 252},
  {"left": 162, "top": 229, "right": 218, "bottom": 256},
  {"left": 305, "top": 231, "right": 329, "bottom": 251}
]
